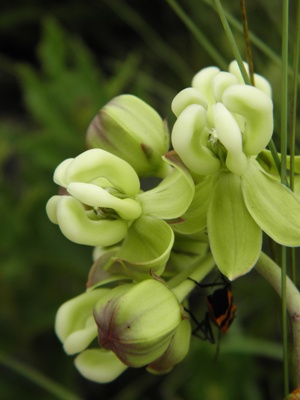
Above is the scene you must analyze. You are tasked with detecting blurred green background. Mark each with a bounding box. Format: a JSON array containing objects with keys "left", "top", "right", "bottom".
[{"left": 0, "top": 0, "right": 298, "bottom": 399}]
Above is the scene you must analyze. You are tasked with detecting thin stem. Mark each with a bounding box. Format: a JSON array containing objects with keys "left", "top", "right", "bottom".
[
  {"left": 267, "top": 139, "right": 282, "bottom": 176},
  {"left": 255, "top": 252, "right": 300, "bottom": 388},
  {"left": 289, "top": 0, "right": 300, "bottom": 286},
  {"left": 101, "top": 0, "right": 193, "bottom": 80},
  {"left": 0, "top": 351, "right": 82, "bottom": 400},
  {"left": 281, "top": 246, "right": 289, "bottom": 394},
  {"left": 170, "top": 252, "right": 215, "bottom": 303},
  {"left": 281, "top": 0, "right": 290, "bottom": 394},
  {"left": 165, "top": 0, "right": 227, "bottom": 70},
  {"left": 213, "top": 0, "right": 280, "bottom": 173},
  {"left": 213, "top": 0, "right": 251, "bottom": 85},
  {"left": 240, "top": 0, "right": 255, "bottom": 85},
  {"left": 289, "top": 0, "right": 300, "bottom": 193},
  {"left": 281, "top": 0, "right": 289, "bottom": 185},
  {"left": 202, "top": 0, "right": 300, "bottom": 82}
]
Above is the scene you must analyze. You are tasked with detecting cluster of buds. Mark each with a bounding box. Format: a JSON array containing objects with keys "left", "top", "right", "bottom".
[
  {"left": 47, "top": 61, "right": 300, "bottom": 382},
  {"left": 55, "top": 279, "right": 191, "bottom": 382}
]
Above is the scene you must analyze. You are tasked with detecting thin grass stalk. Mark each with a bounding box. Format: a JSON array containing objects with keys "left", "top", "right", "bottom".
[
  {"left": 213, "top": 0, "right": 250, "bottom": 84},
  {"left": 202, "top": 0, "right": 300, "bottom": 85},
  {"left": 101, "top": 0, "right": 193, "bottom": 80},
  {"left": 289, "top": 0, "right": 300, "bottom": 193},
  {"left": 281, "top": 0, "right": 290, "bottom": 395},
  {"left": 289, "top": 0, "right": 300, "bottom": 285},
  {"left": 165, "top": 0, "right": 227, "bottom": 70},
  {"left": 0, "top": 352, "right": 82, "bottom": 400},
  {"left": 212, "top": 0, "right": 280, "bottom": 174},
  {"left": 240, "top": 0, "right": 255, "bottom": 85}
]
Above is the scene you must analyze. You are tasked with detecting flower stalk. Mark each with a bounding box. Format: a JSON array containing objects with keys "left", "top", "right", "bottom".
[
  {"left": 255, "top": 252, "right": 300, "bottom": 387},
  {"left": 170, "top": 252, "right": 215, "bottom": 303}
]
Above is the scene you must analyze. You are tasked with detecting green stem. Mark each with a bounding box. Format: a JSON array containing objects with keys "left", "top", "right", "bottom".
[
  {"left": 281, "top": 0, "right": 290, "bottom": 394},
  {"left": 240, "top": 0, "right": 255, "bottom": 85},
  {"left": 289, "top": 0, "right": 300, "bottom": 193},
  {"left": 101, "top": 0, "right": 193, "bottom": 80},
  {"left": 289, "top": 0, "right": 300, "bottom": 285},
  {"left": 255, "top": 252, "right": 300, "bottom": 388},
  {"left": 202, "top": 0, "right": 300, "bottom": 83},
  {"left": 165, "top": 0, "right": 227, "bottom": 70},
  {"left": 213, "top": 0, "right": 250, "bottom": 85},
  {"left": 170, "top": 252, "right": 215, "bottom": 302},
  {"left": 281, "top": 0, "right": 289, "bottom": 185},
  {"left": 267, "top": 138, "right": 282, "bottom": 176},
  {"left": 0, "top": 351, "right": 82, "bottom": 400},
  {"left": 281, "top": 246, "right": 289, "bottom": 394}
]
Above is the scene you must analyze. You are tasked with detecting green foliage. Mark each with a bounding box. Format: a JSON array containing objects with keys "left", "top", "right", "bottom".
[
  {"left": 1, "top": 1, "right": 299, "bottom": 399},
  {"left": 0, "top": 16, "right": 150, "bottom": 399}
]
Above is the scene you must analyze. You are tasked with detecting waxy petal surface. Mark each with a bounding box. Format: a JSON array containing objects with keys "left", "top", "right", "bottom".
[
  {"left": 208, "top": 172, "right": 262, "bottom": 279},
  {"left": 242, "top": 159, "right": 300, "bottom": 246},
  {"left": 75, "top": 349, "right": 127, "bottom": 383}
]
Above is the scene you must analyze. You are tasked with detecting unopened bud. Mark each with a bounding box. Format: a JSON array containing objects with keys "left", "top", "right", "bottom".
[
  {"left": 86, "top": 95, "right": 170, "bottom": 177},
  {"left": 94, "top": 279, "right": 182, "bottom": 367},
  {"left": 147, "top": 318, "right": 191, "bottom": 374}
]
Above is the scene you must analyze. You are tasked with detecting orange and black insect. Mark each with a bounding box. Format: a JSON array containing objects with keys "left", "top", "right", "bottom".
[
  {"left": 207, "top": 285, "right": 236, "bottom": 335},
  {"left": 186, "top": 277, "right": 236, "bottom": 344}
]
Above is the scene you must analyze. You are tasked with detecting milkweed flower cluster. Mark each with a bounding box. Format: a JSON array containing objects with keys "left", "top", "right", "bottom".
[{"left": 47, "top": 61, "right": 300, "bottom": 383}]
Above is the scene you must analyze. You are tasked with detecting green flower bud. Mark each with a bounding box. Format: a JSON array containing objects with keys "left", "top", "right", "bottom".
[
  {"left": 93, "top": 279, "right": 182, "bottom": 367},
  {"left": 46, "top": 148, "right": 142, "bottom": 247},
  {"left": 86, "top": 94, "right": 170, "bottom": 177},
  {"left": 146, "top": 318, "right": 191, "bottom": 374},
  {"left": 55, "top": 289, "right": 110, "bottom": 355}
]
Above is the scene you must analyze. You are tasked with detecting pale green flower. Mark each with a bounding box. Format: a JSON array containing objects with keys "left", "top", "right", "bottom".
[
  {"left": 171, "top": 61, "right": 300, "bottom": 279},
  {"left": 46, "top": 148, "right": 141, "bottom": 247},
  {"left": 55, "top": 289, "right": 109, "bottom": 355},
  {"left": 46, "top": 148, "right": 194, "bottom": 280},
  {"left": 172, "top": 61, "right": 273, "bottom": 176},
  {"left": 55, "top": 288, "right": 128, "bottom": 383}
]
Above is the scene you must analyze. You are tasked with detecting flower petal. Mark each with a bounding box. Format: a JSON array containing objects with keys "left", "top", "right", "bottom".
[
  {"left": 63, "top": 149, "right": 140, "bottom": 196},
  {"left": 242, "top": 159, "right": 300, "bottom": 246},
  {"left": 74, "top": 349, "right": 128, "bottom": 383},
  {"left": 229, "top": 60, "right": 272, "bottom": 96},
  {"left": 171, "top": 104, "right": 221, "bottom": 175},
  {"left": 54, "top": 196, "right": 129, "bottom": 246},
  {"left": 46, "top": 195, "right": 60, "bottom": 223},
  {"left": 53, "top": 158, "right": 73, "bottom": 187},
  {"left": 137, "top": 151, "right": 195, "bottom": 219},
  {"left": 67, "top": 182, "right": 142, "bottom": 220},
  {"left": 55, "top": 289, "right": 108, "bottom": 354},
  {"left": 171, "top": 175, "right": 213, "bottom": 234},
  {"left": 222, "top": 85, "right": 273, "bottom": 156},
  {"left": 63, "top": 323, "right": 98, "bottom": 355},
  {"left": 113, "top": 216, "right": 174, "bottom": 280},
  {"left": 192, "top": 66, "right": 220, "bottom": 104},
  {"left": 171, "top": 87, "right": 207, "bottom": 117},
  {"left": 213, "top": 102, "right": 248, "bottom": 175},
  {"left": 212, "top": 71, "right": 238, "bottom": 102},
  {"left": 55, "top": 290, "right": 105, "bottom": 342},
  {"left": 208, "top": 172, "right": 262, "bottom": 279}
]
